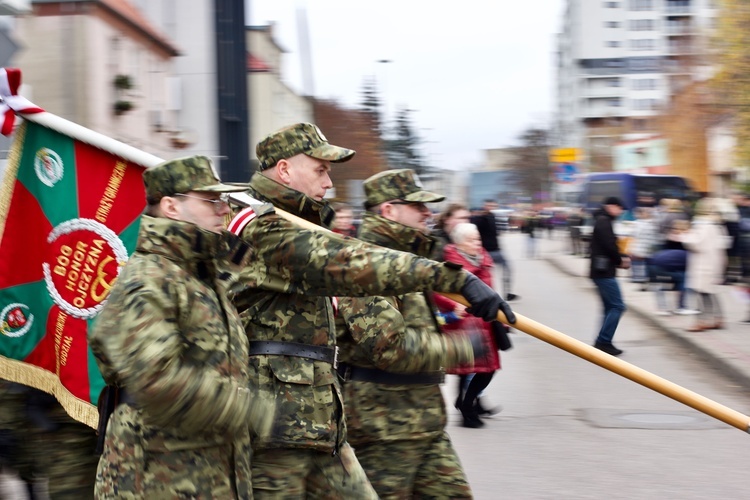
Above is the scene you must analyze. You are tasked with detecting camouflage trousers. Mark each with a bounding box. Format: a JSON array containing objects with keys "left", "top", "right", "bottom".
[
  {"left": 352, "top": 431, "right": 473, "bottom": 499},
  {"left": 0, "top": 382, "right": 97, "bottom": 499},
  {"left": 251, "top": 443, "right": 377, "bottom": 499},
  {"left": 37, "top": 412, "right": 98, "bottom": 499}
]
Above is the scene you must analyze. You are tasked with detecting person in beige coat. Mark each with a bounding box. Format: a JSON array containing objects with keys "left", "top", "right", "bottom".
[{"left": 681, "top": 198, "right": 732, "bottom": 331}]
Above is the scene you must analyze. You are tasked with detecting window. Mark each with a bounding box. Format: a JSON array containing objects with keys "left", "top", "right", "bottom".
[
  {"left": 633, "top": 98, "right": 658, "bottom": 110},
  {"left": 608, "top": 98, "right": 622, "bottom": 107},
  {"left": 607, "top": 78, "right": 622, "bottom": 87},
  {"left": 629, "top": 0, "right": 653, "bottom": 10},
  {"left": 630, "top": 39, "right": 656, "bottom": 50},
  {"left": 632, "top": 78, "right": 657, "bottom": 90},
  {"left": 605, "top": 1, "right": 620, "bottom": 7},
  {"left": 606, "top": 41, "right": 622, "bottom": 48},
  {"left": 606, "top": 21, "right": 620, "bottom": 28},
  {"left": 604, "top": 59, "right": 626, "bottom": 68},
  {"left": 629, "top": 19, "right": 656, "bottom": 31},
  {"left": 629, "top": 57, "right": 662, "bottom": 71}
]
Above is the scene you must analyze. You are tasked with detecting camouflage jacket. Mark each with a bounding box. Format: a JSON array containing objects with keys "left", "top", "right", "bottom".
[
  {"left": 233, "top": 173, "right": 473, "bottom": 452},
  {"left": 335, "top": 213, "right": 474, "bottom": 444},
  {"left": 89, "top": 216, "right": 270, "bottom": 498}
]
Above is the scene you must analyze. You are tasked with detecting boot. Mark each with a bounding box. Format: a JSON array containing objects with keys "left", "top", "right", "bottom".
[{"left": 461, "top": 401, "right": 485, "bottom": 428}]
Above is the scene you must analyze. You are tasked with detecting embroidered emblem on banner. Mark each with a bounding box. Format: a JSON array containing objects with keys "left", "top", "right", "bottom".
[
  {"left": 42, "top": 218, "right": 128, "bottom": 319},
  {"left": 0, "top": 303, "right": 33, "bottom": 338},
  {"left": 34, "top": 147, "right": 64, "bottom": 187}
]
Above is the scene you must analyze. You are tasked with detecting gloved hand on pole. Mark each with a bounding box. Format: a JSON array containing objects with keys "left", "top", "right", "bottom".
[{"left": 461, "top": 274, "right": 516, "bottom": 324}]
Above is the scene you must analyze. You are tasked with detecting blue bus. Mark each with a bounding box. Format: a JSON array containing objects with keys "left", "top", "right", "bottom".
[{"left": 580, "top": 173, "right": 694, "bottom": 218}]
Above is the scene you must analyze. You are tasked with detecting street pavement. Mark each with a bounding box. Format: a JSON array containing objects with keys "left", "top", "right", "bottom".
[{"left": 544, "top": 239, "right": 750, "bottom": 391}]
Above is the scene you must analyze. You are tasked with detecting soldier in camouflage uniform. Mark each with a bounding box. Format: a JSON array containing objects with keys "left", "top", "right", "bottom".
[
  {"left": 229, "top": 123, "right": 515, "bottom": 498},
  {"left": 335, "top": 169, "right": 488, "bottom": 498},
  {"left": 88, "top": 156, "right": 273, "bottom": 499}
]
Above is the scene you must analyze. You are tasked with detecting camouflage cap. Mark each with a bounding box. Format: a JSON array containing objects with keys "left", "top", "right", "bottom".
[
  {"left": 143, "top": 155, "right": 247, "bottom": 204},
  {"left": 363, "top": 169, "right": 445, "bottom": 207},
  {"left": 256, "top": 123, "right": 355, "bottom": 170}
]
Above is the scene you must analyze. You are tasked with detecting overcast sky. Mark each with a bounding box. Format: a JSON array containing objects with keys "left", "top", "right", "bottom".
[{"left": 246, "top": 0, "right": 565, "bottom": 170}]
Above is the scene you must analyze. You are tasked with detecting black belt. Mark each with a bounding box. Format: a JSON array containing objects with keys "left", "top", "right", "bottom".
[
  {"left": 339, "top": 364, "right": 444, "bottom": 385},
  {"left": 119, "top": 388, "right": 136, "bottom": 406},
  {"left": 96, "top": 386, "right": 136, "bottom": 455},
  {"left": 249, "top": 341, "right": 338, "bottom": 367}
]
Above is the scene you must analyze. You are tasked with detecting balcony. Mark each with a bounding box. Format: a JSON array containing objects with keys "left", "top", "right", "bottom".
[
  {"left": 664, "top": 24, "right": 694, "bottom": 35},
  {"left": 582, "top": 86, "right": 624, "bottom": 99},
  {"left": 665, "top": 41, "right": 695, "bottom": 55},
  {"left": 581, "top": 105, "right": 628, "bottom": 120},
  {"left": 664, "top": 4, "right": 693, "bottom": 15}
]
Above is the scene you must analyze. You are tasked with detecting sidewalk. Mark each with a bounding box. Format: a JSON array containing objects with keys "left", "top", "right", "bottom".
[{"left": 545, "top": 249, "right": 750, "bottom": 389}]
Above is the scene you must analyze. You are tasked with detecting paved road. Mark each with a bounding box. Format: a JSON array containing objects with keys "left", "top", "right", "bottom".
[{"left": 446, "top": 231, "right": 750, "bottom": 499}]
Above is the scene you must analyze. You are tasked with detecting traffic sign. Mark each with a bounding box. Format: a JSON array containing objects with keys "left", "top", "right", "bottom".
[
  {"left": 549, "top": 147, "right": 581, "bottom": 164},
  {"left": 554, "top": 163, "right": 579, "bottom": 184}
]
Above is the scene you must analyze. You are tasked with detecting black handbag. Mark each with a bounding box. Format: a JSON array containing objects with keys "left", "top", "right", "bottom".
[{"left": 491, "top": 321, "right": 513, "bottom": 351}]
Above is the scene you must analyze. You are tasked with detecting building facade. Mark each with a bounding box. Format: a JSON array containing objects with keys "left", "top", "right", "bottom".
[
  {"left": 556, "top": 0, "right": 718, "bottom": 171},
  {"left": 246, "top": 24, "right": 313, "bottom": 170},
  {"left": 14, "top": 0, "right": 180, "bottom": 159}
]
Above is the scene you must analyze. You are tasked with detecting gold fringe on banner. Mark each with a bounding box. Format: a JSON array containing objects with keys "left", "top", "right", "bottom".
[
  {"left": 0, "top": 355, "right": 99, "bottom": 429},
  {"left": 0, "top": 121, "right": 26, "bottom": 242}
]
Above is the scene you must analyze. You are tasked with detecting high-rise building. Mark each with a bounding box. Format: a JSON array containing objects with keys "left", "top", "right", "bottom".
[{"left": 556, "top": 0, "right": 718, "bottom": 171}]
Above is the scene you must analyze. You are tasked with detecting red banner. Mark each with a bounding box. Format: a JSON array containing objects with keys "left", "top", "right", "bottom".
[{"left": 0, "top": 119, "right": 151, "bottom": 428}]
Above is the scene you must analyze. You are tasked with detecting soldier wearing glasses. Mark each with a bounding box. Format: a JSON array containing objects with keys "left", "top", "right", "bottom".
[
  {"left": 89, "top": 155, "right": 273, "bottom": 498},
  {"left": 229, "top": 123, "right": 513, "bottom": 498}
]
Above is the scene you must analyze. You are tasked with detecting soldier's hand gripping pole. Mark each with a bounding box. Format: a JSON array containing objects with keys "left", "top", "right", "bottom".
[
  {"left": 232, "top": 197, "right": 750, "bottom": 434},
  {"left": 441, "top": 292, "right": 750, "bottom": 434}
]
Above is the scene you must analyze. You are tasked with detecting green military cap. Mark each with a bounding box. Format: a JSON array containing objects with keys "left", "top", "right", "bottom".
[
  {"left": 143, "top": 155, "right": 247, "bottom": 204},
  {"left": 256, "top": 123, "right": 355, "bottom": 170},
  {"left": 364, "top": 169, "right": 445, "bottom": 208}
]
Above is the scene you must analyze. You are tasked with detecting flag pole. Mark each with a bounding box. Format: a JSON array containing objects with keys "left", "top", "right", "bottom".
[
  {"left": 241, "top": 198, "right": 750, "bottom": 434},
  {"left": 441, "top": 292, "right": 750, "bottom": 433},
  {"left": 20, "top": 112, "right": 164, "bottom": 168}
]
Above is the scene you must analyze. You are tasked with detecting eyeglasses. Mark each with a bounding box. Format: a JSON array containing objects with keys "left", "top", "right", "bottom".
[
  {"left": 389, "top": 200, "right": 430, "bottom": 212},
  {"left": 174, "top": 193, "right": 230, "bottom": 213}
]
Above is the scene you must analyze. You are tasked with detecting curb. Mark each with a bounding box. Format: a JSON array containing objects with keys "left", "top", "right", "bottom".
[{"left": 545, "top": 256, "right": 750, "bottom": 391}]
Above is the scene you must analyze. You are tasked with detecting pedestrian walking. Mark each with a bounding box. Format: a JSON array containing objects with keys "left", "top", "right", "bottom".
[
  {"left": 471, "top": 200, "right": 520, "bottom": 301},
  {"left": 335, "top": 170, "right": 499, "bottom": 498},
  {"left": 89, "top": 156, "right": 272, "bottom": 498},
  {"left": 681, "top": 198, "right": 732, "bottom": 331},
  {"left": 630, "top": 207, "right": 659, "bottom": 288},
  {"left": 439, "top": 222, "right": 503, "bottom": 429},
  {"left": 229, "top": 123, "right": 514, "bottom": 498},
  {"left": 590, "top": 196, "right": 630, "bottom": 356}
]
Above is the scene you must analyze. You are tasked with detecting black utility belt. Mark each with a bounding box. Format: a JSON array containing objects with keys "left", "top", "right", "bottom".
[
  {"left": 249, "top": 341, "right": 338, "bottom": 368},
  {"left": 339, "top": 364, "right": 444, "bottom": 385}
]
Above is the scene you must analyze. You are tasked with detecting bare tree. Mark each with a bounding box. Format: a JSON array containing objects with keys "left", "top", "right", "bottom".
[{"left": 506, "top": 128, "right": 552, "bottom": 204}]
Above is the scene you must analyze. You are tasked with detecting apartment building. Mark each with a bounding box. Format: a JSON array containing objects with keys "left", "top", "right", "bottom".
[{"left": 556, "top": 0, "right": 718, "bottom": 171}]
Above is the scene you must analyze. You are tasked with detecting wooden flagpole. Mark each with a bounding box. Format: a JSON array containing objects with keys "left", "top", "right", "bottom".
[{"left": 245, "top": 200, "right": 750, "bottom": 434}]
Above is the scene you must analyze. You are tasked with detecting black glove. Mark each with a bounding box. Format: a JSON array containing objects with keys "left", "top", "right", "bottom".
[
  {"left": 499, "top": 300, "right": 516, "bottom": 325},
  {"left": 461, "top": 274, "right": 517, "bottom": 324}
]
